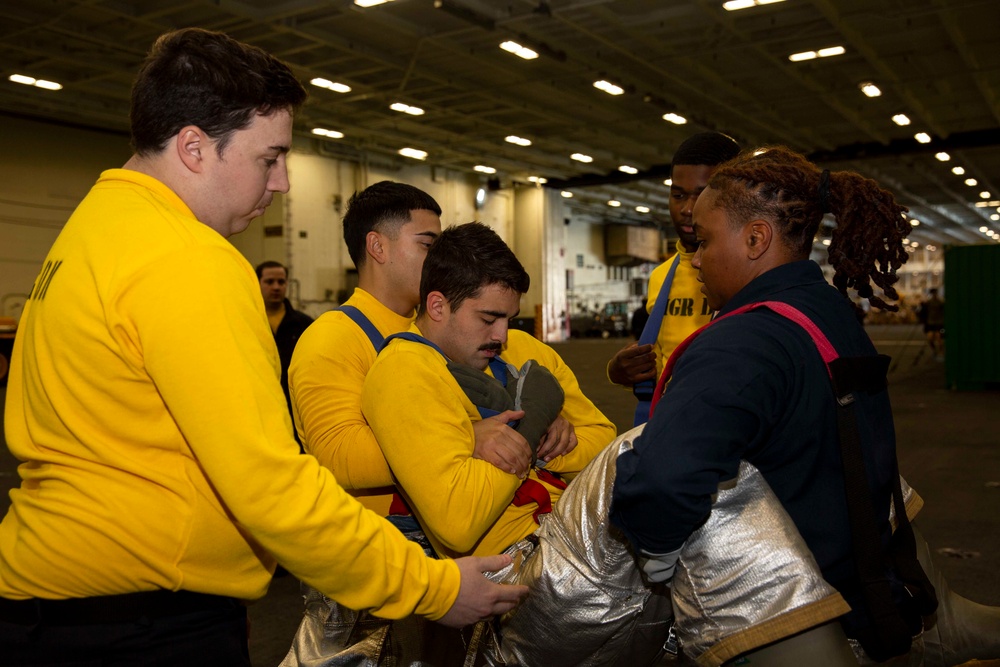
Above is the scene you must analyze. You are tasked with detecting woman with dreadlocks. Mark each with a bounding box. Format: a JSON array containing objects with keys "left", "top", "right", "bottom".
[{"left": 611, "top": 146, "right": 933, "bottom": 663}]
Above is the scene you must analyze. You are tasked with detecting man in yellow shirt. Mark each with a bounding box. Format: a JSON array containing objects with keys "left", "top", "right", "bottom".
[
  {"left": 289, "top": 182, "right": 535, "bottom": 518},
  {"left": 0, "top": 28, "right": 524, "bottom": 666},
  {"left": 607, "top": 132, "right": 741, "bottom": 426},
  {"left": 363, "top": 222, "right": 615, "bottom": 559}
]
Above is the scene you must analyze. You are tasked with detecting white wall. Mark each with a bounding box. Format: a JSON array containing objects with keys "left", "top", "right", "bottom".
[
  {"left": 0, "top": 116, "right": 639, "bottom": 339},
  {"left": 0, "top": 116, "right": 132, "bottom": 318}
]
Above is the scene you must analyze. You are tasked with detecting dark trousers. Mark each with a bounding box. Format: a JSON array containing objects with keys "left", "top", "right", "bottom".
[{"left": 0, "top": 597, "right": 250, "bottom": 666}]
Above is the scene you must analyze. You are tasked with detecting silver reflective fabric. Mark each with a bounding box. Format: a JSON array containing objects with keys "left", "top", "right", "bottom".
[
  {"left": 484, "top": 426, "right": 846, "bottom": 667},
  {"left": 481, "top": 428, "right": 672, "bottom": 667},
  {"left": 281, "top": 426, "right": 848, "bottom": 667},
  {"left": 279, "top": 584, "right": 470, "bottom": 667},
  {"left": 670, "top": 459, "right": 848, "bottom": 666}
]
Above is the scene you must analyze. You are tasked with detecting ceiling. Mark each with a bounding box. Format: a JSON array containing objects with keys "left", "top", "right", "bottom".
[{"left": 2, "top": 0, "right": 999, "bottom": 249}]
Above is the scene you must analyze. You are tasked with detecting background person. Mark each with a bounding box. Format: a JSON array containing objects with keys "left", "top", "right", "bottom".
[
  {"left": 918, "top": 287, "right": 946, "bottom": 359},
  {"left": 0, "top": 28, "right": 524, "bottom": 667},
  {"left": 606, "top": 132, "right": 740, "bottom": 425},
  {"left": 257, "top": 260, "right": 313, "bottom": 432}
]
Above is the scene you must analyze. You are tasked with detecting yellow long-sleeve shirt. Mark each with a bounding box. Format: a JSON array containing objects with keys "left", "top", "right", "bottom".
[
  {"left": 0, "top": 170, "right": 458, "bottom": 621},
  {"left": 289, "top": 288, "right": 413, "bottom": 515},
  {"left": 363, "top": 325, "right": 615, "bottom": 558},
  {"left": 645, "top": 241, "right": 712, "bottom": 379}
]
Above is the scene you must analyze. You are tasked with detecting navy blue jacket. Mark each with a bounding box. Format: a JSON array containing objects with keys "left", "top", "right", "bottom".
[{"left": 610, "top": 260, "right": 899, "bottom": 631}]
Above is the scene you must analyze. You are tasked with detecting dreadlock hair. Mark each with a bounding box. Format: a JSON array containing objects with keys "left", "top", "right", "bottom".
[{"left": 707, "top": 146, "right": 911, "bottom": 311}]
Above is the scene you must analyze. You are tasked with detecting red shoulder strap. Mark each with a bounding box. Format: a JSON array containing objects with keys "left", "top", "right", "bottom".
[{"left": 649, "top": 301, "right": 839, "bottom": 415}]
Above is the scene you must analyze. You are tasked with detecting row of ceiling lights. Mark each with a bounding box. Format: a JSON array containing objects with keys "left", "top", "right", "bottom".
[
  {"left": 319, "top": 0, "right": 736, "bottom": 223},
  {"left": 10, "top": 0, "right": 992, "bottom": 239}
]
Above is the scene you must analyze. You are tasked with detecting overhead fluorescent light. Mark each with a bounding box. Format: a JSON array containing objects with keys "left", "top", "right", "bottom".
[
  {"left": 952, "top": 166, "right": 965, "bottom": 175},
  {"left": 664, "top": 179, "right": 672, "bottom": 186},
  {"left": 310, "top": 78, "right": 351, "bottom": 93},
  {"left": 571, "top": 153, "right": 593, "bottom": 163},
  {"left": 909, "top": 219, "right": 920, "bottom": 226},
  {"left": 505, "top": 135, "right": 531, "bottom": 146},
  {"left": 965, "top": 178, "right": 978, "bottom": 186},
  {"left": 991, "top": 216, "right": 999, "bottom": 222},
  {"left": 398, "top": 147, "right": 427, "bottom": 160},
  {"left": 311, "top": 128, "right": 344, "bottom": 139},
  {"left": 935, "top": 152, "right": 950, "bottom": 161},
  {"left": 607, "top": 200, "right": 621, "bottom": 207},
  {"left": 527, "top": 176, "right": 548, "bottom": 184},
  {"left": 500, "top": 40, "right": 539, "bottom": 60},
  {"left": 560, "top": 191, "right": 573, "bottom": 198},
  {"left": 9, "top": 74, "right": 62, "bottom": 90},
  {"left": 635, "top": 205, "right": 650, "bottom": 213},
  {"left": 822, "top": 239, "right": 831, "bottom": 246},
  {"left": 726, "top": 0, "right": 792, "bottom": 10},
  {"left": 593, "top": 80, "right": 624, "bottom": 96},
  {"left": 980, "top": 191, "right": 991, "bottom": 199},
  {"left": 789, "top": 46, "right": 845, "bottom": 62},
  {"left": 981, "top": 226, "right": 990, "bottom": 232},
  {"left": 892, "top": 114, "right": 911, "bottom": 126},
  {"left": 662, "top": 113, "right": 687, "bottom": 125},
  {"left": 914, "top": 132, "right": 931, "bottom": 144},
  {"left": 390, "top": 102, "right": 424, "bottom": 116},
  {"left": 859, "top": 82, "right": 881, "bottom": 97},
  {"left": 355, "top": 0, "right": 395, "bottom": 6},
  {"left": 473, "top": 165, "right": 496, "bottom": 174},
  {"left": 619, "top": 165, "right": 638, "bottom": 174}
]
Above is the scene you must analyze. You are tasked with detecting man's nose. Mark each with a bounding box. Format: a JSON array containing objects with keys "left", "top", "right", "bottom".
[{"left": 493, "top": 321, "right": 509, "bottom": 345}]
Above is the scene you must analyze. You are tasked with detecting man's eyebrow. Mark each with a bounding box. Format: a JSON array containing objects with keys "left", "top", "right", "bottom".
[
  {"left": 670, "top": 185, "right": 705, "bottom": 195},
  {"left": 416, "top": 231, "right": 438, "bottom": 239},
  {"left": 269, "top": 145, "right": 291, "bottom": 154},
  {"left": 480, "top": 309, "right": 513, "bottom": 319}
]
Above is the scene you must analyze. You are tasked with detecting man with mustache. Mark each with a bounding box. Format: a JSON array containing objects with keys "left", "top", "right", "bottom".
[{"left": 362, "top": 222, "right": 614, "bottom": 560}]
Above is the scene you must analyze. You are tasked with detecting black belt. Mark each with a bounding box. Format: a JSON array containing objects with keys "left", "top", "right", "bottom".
[{"left": 0, "top": 590, "right": 241, "bottom": 626}]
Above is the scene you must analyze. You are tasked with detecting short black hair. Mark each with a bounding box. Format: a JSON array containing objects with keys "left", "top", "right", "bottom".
[
  {"left": 419, "top": 223, "right": 529, "bottom": 313},
  {"left": 130, "top": 28, "right": 307, "bottom": 156},
  {"left": 342, "top": 181, "right": 442, "bottom": 268},
  {"left": 672, "top": 132, "right": 741, "bottom": 168},
  {"left": 255, "top": 260, "right": 286, "bottom": 279}
]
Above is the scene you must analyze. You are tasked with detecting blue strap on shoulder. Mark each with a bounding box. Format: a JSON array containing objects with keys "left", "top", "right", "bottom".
[
  {"left": 632, "top": 252, "right": 682, "bottom": 427},
  {"left": 336, "top": 305, "right": 384, "bottom": 350},
  {"left": 382, "top": 333, "right": 514, "bottom": 422}
]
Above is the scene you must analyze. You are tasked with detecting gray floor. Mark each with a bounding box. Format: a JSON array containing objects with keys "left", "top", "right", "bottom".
[{"left": 1, "top": 324, "right": 998, "bottom": 666}]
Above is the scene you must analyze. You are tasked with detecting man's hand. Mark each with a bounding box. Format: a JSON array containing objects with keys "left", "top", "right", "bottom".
[
  {"left": 472, "top": 410, "right": 532, "bottom": 478},
  {"left": 607, "top": 342, "right": 657, "bottom": 386},
  {"left": 437, "top": 554, "right": 530, "bottom": 628},
  {"left": 537, "top": 415, "right": 577, "bottom": 463}
]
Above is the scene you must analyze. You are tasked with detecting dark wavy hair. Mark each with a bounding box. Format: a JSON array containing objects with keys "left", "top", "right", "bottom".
[
  {"left": 708, "top": 146, "right": 911, "bottom": 311},
  {"left": 343, "top": 181, "right": 442, "bottom": 268},
  {"left": 130, "top": 28, "right": 307, "bottom": 156},
  {"left": 419, "top": 223, "right": 530, "bottom": 313}
]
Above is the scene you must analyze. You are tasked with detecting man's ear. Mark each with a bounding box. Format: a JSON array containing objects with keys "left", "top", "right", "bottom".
[
  {"left": 176, "top": 126, "right": 207, "bottom": 173},
  {"left": 747, "top": 220, "right": 773, "bottom": 260},
  {"left": 365, "top": 231, "right": 388, "bottom": 265},
  {"left": 424, "top": 291, "right": 448, "bottom": 323}
]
